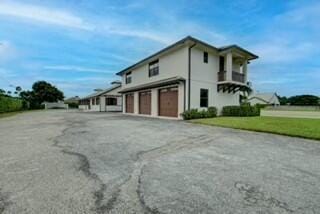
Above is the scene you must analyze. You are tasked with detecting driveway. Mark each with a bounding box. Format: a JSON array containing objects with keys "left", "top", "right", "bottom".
[{"left": 0, "top": 110, "right": 319, "bottom": 214}]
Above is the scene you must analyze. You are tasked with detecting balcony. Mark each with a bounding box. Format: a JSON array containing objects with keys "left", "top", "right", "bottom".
[
  {"left": 217, "top": 71, "right": 251, "bottom": 93},
  {"left": 218, "top": 71, "right": 245, "bottom": 83}
]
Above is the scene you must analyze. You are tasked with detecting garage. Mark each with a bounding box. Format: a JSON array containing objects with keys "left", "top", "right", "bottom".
[
  {"left": 125, "top": 93, "right": 134, "bottom": 113},
  {"left": 139, "top": 91, "right": 151, "bottom": 115},
  {"left": 159, "top": 87, "right": 178, "bottom": 117}
]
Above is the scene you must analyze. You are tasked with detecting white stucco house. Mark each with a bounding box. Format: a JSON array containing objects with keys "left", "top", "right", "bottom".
[
  {"left": 116, "top": 36, "right": 258, "bottom": 118},
  {"left": 248, "top": 92, "right": 280, "bottom": 106},
  {"left": 79, "top": 81, "right": 122, "bottom": 112}
]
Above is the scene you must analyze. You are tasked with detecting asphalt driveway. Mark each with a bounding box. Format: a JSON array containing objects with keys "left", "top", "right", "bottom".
[{"left": 0, "top": 110, "right": 319, "bottom": 213}]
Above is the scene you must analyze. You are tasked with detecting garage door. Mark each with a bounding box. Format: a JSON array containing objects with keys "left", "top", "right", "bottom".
[
  {"left": 126, "top": 94, "right": 134, "bottom": 113},
  {"left": 159, "top": 87, "right": 178, "bottom": 117},
  {"left": 139, "top": 91, "right": 151, "bottom": 115}
]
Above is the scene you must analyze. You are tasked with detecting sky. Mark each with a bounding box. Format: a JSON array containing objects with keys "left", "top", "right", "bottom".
[{"left": 0, "top": 0, "right": 319, "bottom": 98}]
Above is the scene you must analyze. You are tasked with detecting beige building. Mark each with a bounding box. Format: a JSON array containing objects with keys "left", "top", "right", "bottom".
[
  {"left": 79, "top": 81, "right": 122, "bottom": 112},
  {"left": 117, "top": 36, "right": 258, "bottom": 118},
  {"left": 248, "top": 92, "right": 280, "bottom": 106}
]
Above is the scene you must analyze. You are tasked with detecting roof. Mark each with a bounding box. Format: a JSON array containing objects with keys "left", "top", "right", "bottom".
[
  {"left": 118, "top": 76, "right": 185, "bottom": 93},
  {"left": 116, "top": 36, "right": 258, "bottom": 76},
  {"left": 80, "top": 84, "right": 121, "bottom": 100},
  {"left": 64, "top": 96, "right": 80, "bottom": 102},
  {"left": 248, "top": 93, "right": 278, "bottom": 103}
]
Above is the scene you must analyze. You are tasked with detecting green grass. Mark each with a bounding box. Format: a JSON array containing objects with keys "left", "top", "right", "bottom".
[
  {"left": 192, "top": 116, "right": 320, "bottom": 141},
  {"left": 0, "top": 111, "right": 23, "bottom": 119}
]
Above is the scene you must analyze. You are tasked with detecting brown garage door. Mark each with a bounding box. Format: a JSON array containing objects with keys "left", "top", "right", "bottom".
[
  {"left": 126, "top": 94, "right": 134, "bottom": 113},
  {"left": 159, "top": 87, "right": 178, "bottom": 117},
  {"left": 139, "top": 91, "right": 151, "bottom": 115}
]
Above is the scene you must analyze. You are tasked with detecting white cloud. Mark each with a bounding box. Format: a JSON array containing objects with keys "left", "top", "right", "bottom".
[
  {"left": 0, "top": 41, "right": 17, "bottom": 63},
  {"left": 43, "top": 65, "right": 114, "bottom": 74},
  {"left": 0, "top": 1, "right": 93, "bottom": 30}
]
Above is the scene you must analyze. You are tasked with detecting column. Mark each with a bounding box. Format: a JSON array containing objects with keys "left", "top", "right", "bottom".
[
  {"left": 243, "top": 59, "right": 248, "bottom": 83},
  {"left": 134, "top": 91, "right": 139, "bottom": 114},
  {"left": 226, "top": 52, "right": 233, "bottom": 81},
  {"left": 151, "top": 88, "right": 158, "bottom": 117}
]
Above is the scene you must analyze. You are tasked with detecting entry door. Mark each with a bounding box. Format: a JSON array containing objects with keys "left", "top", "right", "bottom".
[
  {"left": 159, "top": 87, "right": 178, "bottom": 117},
  {"left": 126, "top": 94, "right": 134, "bottom": 113},
  {"left": 139, "top": 91, "right": 151, "bottom": 115}
]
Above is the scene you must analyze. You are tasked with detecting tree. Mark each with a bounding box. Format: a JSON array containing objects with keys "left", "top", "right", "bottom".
[
  {"left": 0, "top": 88, "right": 5, "bottom": 95},
  {"left": 32, "top": 81, "right": 64, "bottom": 103},
  {"left": 20, "top": 81, "right": 64, "bottom": 109},
  {"left": 287, "top": 95, "right": 319, "bottom": 106},
  {"left": 277, "top": 95, "right": 288, "bottom": 105}
]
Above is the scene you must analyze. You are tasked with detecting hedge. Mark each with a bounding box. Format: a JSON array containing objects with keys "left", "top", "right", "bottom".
[
  {"left": 0, "top": 96, "right": 23, "bottom": 113},
  {"left": 222, "top": 105, "right": 260, "bottom": 117},
  {"left": 181, "top": 106, "right": 217, "bottom": 120}
]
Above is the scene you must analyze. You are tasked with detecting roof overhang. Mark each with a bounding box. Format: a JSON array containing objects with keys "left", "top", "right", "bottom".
[
  {"left": 116, "top": 36, "right": 258, "bottom": 76},
  {"left": 118, "top": 76, "right": 185, "bottom": 93},
  {"left": 218, "top": 45, "right": 258, "bottom": 60}
]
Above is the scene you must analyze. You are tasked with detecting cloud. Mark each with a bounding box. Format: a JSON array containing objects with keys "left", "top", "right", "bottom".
[
  {"left": 0, "top": 1, "right": 93, "bottom": 30},
  {"left": 251, "top": 40, "right": 313, "bottom": 64},
  {"left": 43, "top": 65, "right": 115, "bottom": 74},
  {"left": 0, "top": 41, "right": 17, "bottom": 63}
]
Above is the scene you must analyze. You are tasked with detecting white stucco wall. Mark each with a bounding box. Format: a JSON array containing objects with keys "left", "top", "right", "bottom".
[
  {"left": 121, "top": 47, "right": 189, "bottom": 89},
  {"left": 190, "top": 47, "right": 240, "bottom": 113}
]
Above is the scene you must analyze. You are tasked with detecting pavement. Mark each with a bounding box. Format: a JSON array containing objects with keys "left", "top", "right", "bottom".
[{"left": 0, "top": 110, "right": 320, "bottom": 214}]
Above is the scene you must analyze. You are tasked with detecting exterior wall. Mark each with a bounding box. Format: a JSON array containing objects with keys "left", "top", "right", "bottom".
[
  {"left": 79, "top": 105, "right": 89, "bottom": 110},
  {"left": 121, "top": 47, "right": 189, "bottom": 90},
  {"left": 189, "top": 47, "right": 240, "bottom": 113},
  {"left": 90, "top": 105, "right": 100, "bottom": 111}
]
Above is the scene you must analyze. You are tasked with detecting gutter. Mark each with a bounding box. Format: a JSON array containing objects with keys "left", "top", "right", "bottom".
[{"left": 188, "top": 42, "right": 197, "bottom": 110}]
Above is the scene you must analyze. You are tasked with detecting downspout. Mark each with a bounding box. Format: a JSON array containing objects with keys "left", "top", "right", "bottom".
[{"left": 188, "top": 43, "right": 196, "bottom": 110}]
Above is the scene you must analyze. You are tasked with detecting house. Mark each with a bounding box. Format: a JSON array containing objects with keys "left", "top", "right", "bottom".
[
  {"left": 248, "top": 92, "right": 280, "bottom": 106},
  {"left": 116, "top": 36, "right": 258, "bottom": 118},
  {"left": 79, "top": 81, "right": 122, "bottom": 112},
  {"left": 64, "top": 96, "right": 80, "bottom": 104}
]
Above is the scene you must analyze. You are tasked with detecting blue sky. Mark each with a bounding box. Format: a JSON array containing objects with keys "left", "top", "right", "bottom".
[{"left": 0, "top": 0, "right": 319, "bottom": 97}]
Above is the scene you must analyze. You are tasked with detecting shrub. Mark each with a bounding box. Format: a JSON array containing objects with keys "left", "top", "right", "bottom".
[
  {"left": 0, "top": 96, "right": 23, "bottom": 113},
  {"left": 222, "top": 105, "right": 260, "bottom": 117},
  {"left": 181, "top": 106, "right": 217, "bottom": 120}
]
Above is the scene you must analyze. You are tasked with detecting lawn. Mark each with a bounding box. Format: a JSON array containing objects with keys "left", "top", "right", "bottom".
[
  {"left": 0, "top": 111, "right": 22, "bottom": 119},
  {"left": 192, "top": 117, "right": 320, "bottom": 141}
]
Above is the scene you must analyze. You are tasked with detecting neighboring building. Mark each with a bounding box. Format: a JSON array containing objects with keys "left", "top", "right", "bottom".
[
  {"left": 248, "top": 92, "right": 280, "bottom": 106},
  {"left": 116, "top": 36, "right": 258, "bottom": 118},
  {"left": 43, "top": 101, "right": 68, "bottom": 109},
  {"left": 64, "top": 96, "right": 80, "bottom": 104},
  {"left": 79, "top": 81, "right": 122, "bottom": 112}
]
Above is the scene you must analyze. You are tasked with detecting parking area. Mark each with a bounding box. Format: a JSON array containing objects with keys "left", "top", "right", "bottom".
[{"left": 0, "top": 110, "right": 320, "bottom": 213}]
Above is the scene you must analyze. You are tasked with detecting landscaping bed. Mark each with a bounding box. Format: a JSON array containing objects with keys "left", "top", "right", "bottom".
[{"left": 192, "top": 116, "right": 320, "bottom": 140}]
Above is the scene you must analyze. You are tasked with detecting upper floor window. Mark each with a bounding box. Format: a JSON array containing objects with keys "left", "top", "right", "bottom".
[
  {"left": 203, "top": 52, "right": 208, "bottom": 63},
  {"left": 149, "top": 60, "right": 159, "bottom": 77},
  {"left": 200, "top": 89, "right": 208, "bottom": 107},
  {"left": 219, "top": 56, "right": 225, "bottom": 71},
  {"left": 126, "top": 72, "right": 132, "bottom": 84}
]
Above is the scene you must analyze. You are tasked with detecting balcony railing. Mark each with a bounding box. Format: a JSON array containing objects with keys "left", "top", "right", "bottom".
[{"left": 218, "top": 71, "right": 245, "bottom": 83}]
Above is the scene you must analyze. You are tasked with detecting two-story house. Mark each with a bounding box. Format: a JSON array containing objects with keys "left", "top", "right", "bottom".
[{"left": 117, "top": 36, "right": 258, "bottom": 118}]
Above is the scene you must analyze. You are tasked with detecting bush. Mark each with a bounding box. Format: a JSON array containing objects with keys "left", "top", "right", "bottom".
[
  {"left": 68, "top": 102, "right": 79, "bottom": 109},
  {"left": 181, "top": 106, "right": 217, "bottom": 120},
  {"left": 222, "top": 105, "right": 260, "bottom": 117},
  {"left": 0, "top": 96, "right": 23, "bottom": 113}
]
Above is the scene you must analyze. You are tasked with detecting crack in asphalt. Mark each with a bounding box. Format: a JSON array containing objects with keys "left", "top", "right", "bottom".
[
  {"left": 234, "top": 181, "right": 319, "bottom": 213},
  {"left": 52, "top": 117, "right": 110, "bottom": 214},
  {"left": 0, "top": 189, "right": 11, "bottom": 214}
]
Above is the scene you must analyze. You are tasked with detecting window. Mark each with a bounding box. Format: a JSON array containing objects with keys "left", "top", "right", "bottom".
[
  {"left": 92, "top": 98, "right": 95, "bottom": 105},
  {"left": 126, "top": 72, "right": 132, "bottom": 84},
  {"left": 219, "top": 56, "right": 225, "bottom": 71},
  {"left": 106, "top": 97, "right": 117, "bottom": 106},
  {"left": 203, "top": 52, "right": 208, "bottom": 63},
  {"left": 96, "top": 97, "right": 100, "bottom": 105},
  {"left": 149, "top": 60, "right": 159, "bottom": 77},
  {"left": 200, "top": 89, "right": 208, "bottom": 107}
]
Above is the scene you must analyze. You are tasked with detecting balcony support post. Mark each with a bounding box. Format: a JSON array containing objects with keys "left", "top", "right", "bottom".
[
  {"left": 243, "top": 59, "right": 248, "bottom": 83},
  {"left": 226, "top": 52, "right": 233, "bottom": 81}
]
